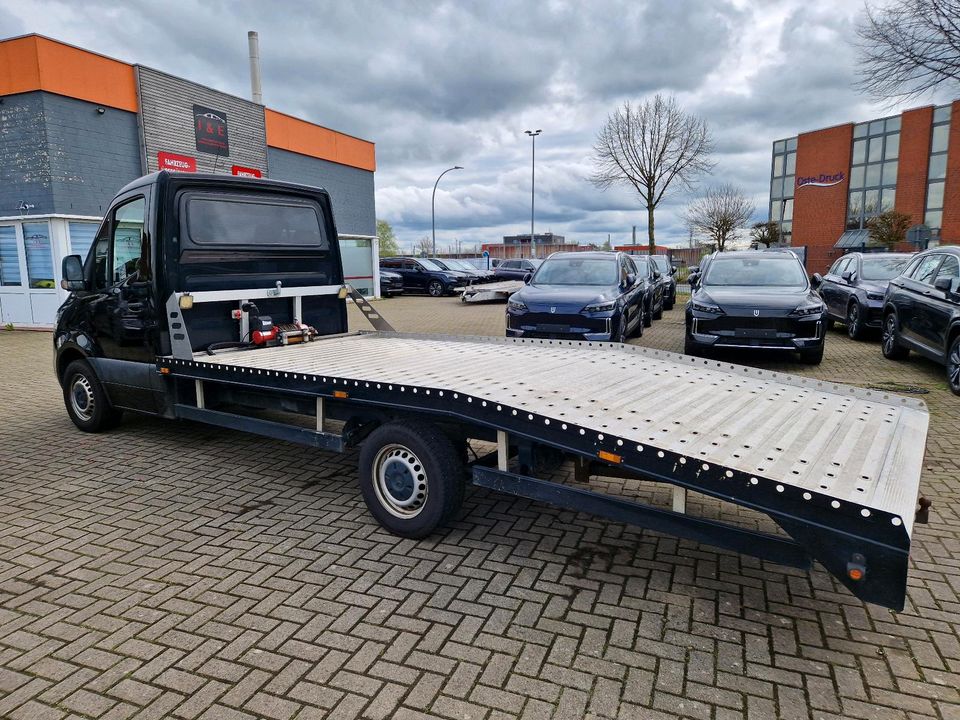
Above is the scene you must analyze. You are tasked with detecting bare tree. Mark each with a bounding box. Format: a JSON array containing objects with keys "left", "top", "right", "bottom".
[
  {"left": 750, "top": 221, "right": 781, "bottom": 248},
  {"left": 414, "top": 235, "right": 433, "bottom": 257},
  {"left": 683, "top": 185, "right": 756, "bottom": 252},
  {"left": 590, "top": 95, "right": 714, "bottom": 254},
  {"left": 856, "top": 0, "right": 960, "bottom": 100}
]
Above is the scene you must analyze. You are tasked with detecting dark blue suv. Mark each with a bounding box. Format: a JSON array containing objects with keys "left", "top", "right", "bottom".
[
  {"left": 505, "top": 251, "right": 646, "bottom": 342},
  {"left": 881, "top": 246, "right": 960, "bottom": 394},
  {"left": 379, "top": 257, "right": 462, "bottom": 297}
]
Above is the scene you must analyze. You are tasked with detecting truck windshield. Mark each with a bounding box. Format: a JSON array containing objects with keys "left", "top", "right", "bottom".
[
  {"left": 704, "top": 256, "right": 807, "bottom": 287},
  {"left": 533, "top": 257, "right": 616, "bottom": 286},
  {"left": 185, "top": 195, "right": 327, "bottom": 248},
  {"left": 861, "top": 255, "right": 911, "bottom": 280}
]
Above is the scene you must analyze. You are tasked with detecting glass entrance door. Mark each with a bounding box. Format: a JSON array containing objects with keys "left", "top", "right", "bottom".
[
  {"left": 0, "top": 224, "right": 31, "bottom": 325},
  {"left": 20, "top": 221, "right": 59, "bottom": 325}
]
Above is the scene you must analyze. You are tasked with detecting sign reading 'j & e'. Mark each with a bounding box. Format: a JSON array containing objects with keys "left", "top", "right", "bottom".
[
  {"left": 194, "top": 105, "right": 229, "bottom": 155},
  {"left": 796, "top": 172, "right": 845, "bottom": 188}
]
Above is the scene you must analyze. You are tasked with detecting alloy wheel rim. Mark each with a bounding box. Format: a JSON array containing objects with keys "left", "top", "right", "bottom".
[
  {"left": 882, "top": 316, "right": 896, "bottom": 354},
  {"left": 429, "top": 282, "right": 442, "bottom": 297},
  {"left": 373, "top": 444, "right": 427, "bottom": 518},
  {"left": 70, "top": 374, "right": 95, "bottom": 422},
  {"left": 847, "top": 305, "right": 859, "bottom": 338},
  {"left": 949, "top": 344, "right": 960, "bottom": 390}
]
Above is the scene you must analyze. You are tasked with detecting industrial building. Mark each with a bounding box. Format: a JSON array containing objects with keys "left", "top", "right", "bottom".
[
  {"left": 769, "top": 101, "right": 958, "bottom": 273},
  {"left": 0, "top": 34, "right": 378, "bottom": 326}
]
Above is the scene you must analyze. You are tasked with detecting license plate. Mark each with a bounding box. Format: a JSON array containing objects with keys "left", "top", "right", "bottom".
[
  {"left": 734, "top": 328, "right": 776, "bottom": 338},
  {"left": 537, "top": 324, "right": 570, "bottom": 333}
]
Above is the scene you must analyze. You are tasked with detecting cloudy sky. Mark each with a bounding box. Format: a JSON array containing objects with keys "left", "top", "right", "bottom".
[{"left": 0, "top": 0, "right": 953, "bottom": 252}]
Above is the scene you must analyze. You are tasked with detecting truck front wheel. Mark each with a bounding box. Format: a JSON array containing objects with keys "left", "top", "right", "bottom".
[
  {"left": 62, "top": 359, "right": 123, "bottom": 432},
  {"left": 358, "top": 421, "right": 465, "bottom": 538}
]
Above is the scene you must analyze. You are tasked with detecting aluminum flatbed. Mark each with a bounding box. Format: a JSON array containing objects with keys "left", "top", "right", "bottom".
[
  {"left": 458, "top": 279, "right": 524, "bottom": 302},
  {"left": 162, "top": 331, "right": 929, "bottom": 610}
]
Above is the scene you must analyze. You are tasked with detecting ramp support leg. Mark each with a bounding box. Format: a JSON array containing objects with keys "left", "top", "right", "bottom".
[
  {"left": 672, "top": 486, "right": 687, "bottom": 514},
  {"left": 574, "top": 456, "right": 591, "bottom": 483},
  {"left": 316, "top": 397, "right": 325, "bottom": 432},
  {"left": 497, "top": 431, "right": 509, "bottom": 471},
  {"left": 195, "top": 380, "right": 205, "bottom": 409}
]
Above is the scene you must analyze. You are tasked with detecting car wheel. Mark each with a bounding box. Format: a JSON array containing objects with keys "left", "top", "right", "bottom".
[
  {"left": 881, "top": 313, "right": 909, "bottom": 360},
  {"left": 62, "top": 359, "right": 123, "bottom": 432},
  {"left": 947, "top": 336, "right": 960, "bottom": 396},
  {"left": 846, "top": 302, "right": 865, "bottom": 340},
  {"left": 664, "top": 298, "right": 674, "bottom": 311},
  {"left": 684, "top": 335, "right": 701, "bottom": 357},
  {"left": 653, "top": 297, "right": 663, "bottom": 321},
  {"left": 427, "top": 280, "right": 446, "bottom": 297},
  {"left": 643, "top": 299, "right": 652, "bottom": 328},
  {"left": 358, "top": 421, "right": 465, "bottom": 538},
  {"left": 799, "top": 344, "right": 824, "bottom": 365},
  {"left": 824, "top": 317, "right": 835, "bottom": 331}
]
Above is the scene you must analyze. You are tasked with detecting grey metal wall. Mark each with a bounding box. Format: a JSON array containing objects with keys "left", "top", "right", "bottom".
[
  {"left": 136, "top": 66, "right": 268, "bottom": 175},
  {"left": 267, "top": 147, "right": 376, "bottom": 237},
  {"left": 0, "top": 91, "right": 141, "bottom": 217}
]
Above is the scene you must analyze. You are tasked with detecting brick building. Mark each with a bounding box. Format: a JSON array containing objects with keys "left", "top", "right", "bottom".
[
  {"left": 769, "top": 101, "right": 958, "bottom": 273},
  {"left": 0, "top": 34, "right": 378, "bottom": 326}
]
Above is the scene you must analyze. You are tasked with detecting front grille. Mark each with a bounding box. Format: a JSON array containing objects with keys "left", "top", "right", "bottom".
[
  {"left": 517, "top": 312, "right": 609, "bottom": 333},
  {"left": 696, "top": 315, "right": 819, "bottom": 345}
]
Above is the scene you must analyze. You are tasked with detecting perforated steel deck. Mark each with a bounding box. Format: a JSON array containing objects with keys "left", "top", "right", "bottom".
[{"left": 189, "top": 332, "right": 928, "bottom": 536}]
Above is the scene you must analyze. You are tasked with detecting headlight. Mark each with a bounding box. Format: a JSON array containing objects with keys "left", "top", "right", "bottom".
[
  {"left": 583, "top": 301, "right": 615, "bottom": 312},
  {"left": 507, "top": 297, "right": 527, "bottom": 311},
  {"left": 866, "top": 292, "right": 885, "bottom": 301},
  {"left": 692, "top": 300, "right": 724, "bottom": 314},
  {"left": 791, "top": 302, "right": 824, "bottom": 317}
]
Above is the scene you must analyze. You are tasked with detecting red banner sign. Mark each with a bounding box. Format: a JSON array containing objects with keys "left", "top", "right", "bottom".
[
  {"left": 157, "top": 151, "right": 197, "bottom": 173},
  {"left": 231, "top": 165, "right": 262, "bottom": 178}
]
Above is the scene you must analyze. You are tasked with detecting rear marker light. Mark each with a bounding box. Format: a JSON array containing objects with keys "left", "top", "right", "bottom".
[
  {"left": 333, "top": 390, "right": 348, "bottom": 399},
  {"left": 598, "top": 450, "right": 622, "bottom": 464},
  {"left": 847, "top": 553, "right": 867, "bottom": 581},
  {"left": 159, "top": 367, "right": 170, "bottom": 375}
]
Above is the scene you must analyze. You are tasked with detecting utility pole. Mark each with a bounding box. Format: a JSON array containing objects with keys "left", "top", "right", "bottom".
[
  {"left": 431, "top": 166, "right": 464, "bottom": 257},
  {"left": 524, "top": 129, "right": 541, "bottom": 258}
]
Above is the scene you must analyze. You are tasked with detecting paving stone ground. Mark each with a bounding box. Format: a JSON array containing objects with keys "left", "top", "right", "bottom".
[{"left": 0, "top": 294, "right": 958, "bottom": 720}]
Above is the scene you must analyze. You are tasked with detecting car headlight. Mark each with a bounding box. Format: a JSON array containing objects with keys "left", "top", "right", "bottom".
[
  {"left": 583, "top": 301, "right": 615, "bottom": 312},
  {"left": 791, "top": 302, "right": 825, "bottom": 317},
  {"left": 507, "top": 297, "right": 527, "bottom": 311},
  {"left": 692, "top": 300, "right": 724, "bottom": 314},
  {"left": 866, "top": 292, "right": 885, "bottom": 301}
]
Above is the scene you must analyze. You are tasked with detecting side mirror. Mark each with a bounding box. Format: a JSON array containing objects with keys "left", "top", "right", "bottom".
[
  {"left": 652, "top": 270, "right": 662, "bottom": 280},
  {"left": 625, "top": 273, "right": 636, "bottom": 288},
  {"left": 670, "top": 266, "right": 677, "bottom": 275},
  {"left": 841, "top": 270, "right": 854, "bottom": 282},
  {"left": 523, "top": 273, "right": 533, "bottom": 284},
  {"left": 934, "top": 277, "right": 953, "bottom": 292},
  {"left": 688, "top": 266, "right": 700, "bottom": 275},
  {"left": 688, "top": 272, "right": 700, "bottom": 288},
  {"left": 60, "top": 255, "right": 86, "bottom": 291},
  {"left": 811, "top": 273, "right": 823, "bottom": 289}
]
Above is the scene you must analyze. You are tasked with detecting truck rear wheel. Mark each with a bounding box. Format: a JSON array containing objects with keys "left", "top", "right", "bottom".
[
  {"left": 62, "top": 359, "right": 123, "bottom": 432},
  {"left": 358, "top": 421, "right": 465, "bottom": 538}
]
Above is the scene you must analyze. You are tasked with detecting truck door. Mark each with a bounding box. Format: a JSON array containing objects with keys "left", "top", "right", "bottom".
[{"left": 87, "top": 194, "right": 159, "bottom": 409}]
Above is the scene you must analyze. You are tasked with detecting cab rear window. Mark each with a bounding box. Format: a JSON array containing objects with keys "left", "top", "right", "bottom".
[{"left": 183, "top": 193, "right": 328, "bottom": 249}]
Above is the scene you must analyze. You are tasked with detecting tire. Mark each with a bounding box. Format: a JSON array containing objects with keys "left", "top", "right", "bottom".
[
  {"left": 615, "top": 315, "right": 629, "bottom": 343},
  {"left": 643, "top": 298, "right": 652, "bottom": 328},
  {"left": 824, "top": 318, "right": 835, "bottom": 331},
  {"left": 653, "top": 296, "right": 663, "bottom": 321},
  {"left": 62, "top": 359, "right": 123, "bottom": 432},
  {"left": 664, "top": 298, "right": 674, "bottom": 311},
  {"left": 799, "top": 344, "right": 824, "bottom": 365},
  {"left": 947, "top": 335, "right": 960, "bottom": 396},
  {"left": 427, "top": 280, "right": 446, "bottom": 297},
  {"left": 846, "top": 301, "right": 865, "bottom": 340},
  {"left": 881, "top": 313, "right": 909, "bottom": 360},
  {"left": 684, "top": 335, "right": 701, "bottom": 357},
  {"left": 358, "top": 421, "right": 465, "bottom": 538}
]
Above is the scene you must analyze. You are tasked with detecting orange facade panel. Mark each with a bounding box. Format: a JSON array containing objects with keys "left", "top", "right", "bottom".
[
  {"left": 0, "top": 35, "right": 137, "bottom": 112},
  {"left": 265, "top": 109, "right": 376, "bottom": 172}
]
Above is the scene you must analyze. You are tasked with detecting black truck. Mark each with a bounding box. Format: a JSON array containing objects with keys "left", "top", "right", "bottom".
[{"left": 54, "top": 172, "right": 929, "bottom": 610}]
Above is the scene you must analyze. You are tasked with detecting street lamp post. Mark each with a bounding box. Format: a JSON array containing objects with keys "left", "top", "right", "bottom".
[
  {"left": 432, "top": 166, "right": 463, "bottom": 257},
  {"left": 524, "top": 129, "right": 541, "bottom": 258}
]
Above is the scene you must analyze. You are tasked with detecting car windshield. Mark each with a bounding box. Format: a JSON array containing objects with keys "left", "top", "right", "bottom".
[
  {"left": 533, "top": 257, "right": 616, "bottom": 286},
  {"left": 429, "top": 259, "right": 454, "bottom": 270},
  {"left": 633, "top": 257, "right": 649, "bottom": 273},
  {"left": 418, "top": 259, "right": 446, "bottom": 271},
  {"left": 704, "top": 256, "right": 807, "bottom": 287},
  {"left": 861, "top": 255, "right": 911, "bottom": 280},
  {"left": 451, "top": 260, "right": 476, "bottom": 271}
]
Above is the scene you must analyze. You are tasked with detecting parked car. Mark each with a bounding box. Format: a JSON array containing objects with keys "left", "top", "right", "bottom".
[
  {"left": 429, "top": 258, "right": 480, "bottom": 285},
  {"left": 506, "top": 251, "right": 646, "bottom": 341},
  {"left": 687, "top": 255, "right": 713, "bottom": 288},
  {"left": 446, "top": 258, "right": 496, "bottom": 282},
  {"left": 685, "top": 250, "right": 826, "bottom": 364},
  {"left": 379, "top": 257, "right": 462, "bottom": 297},
  {"left": 649, "top": 254, "right": 677, "bottom": 310},
  {"left": 379, "top": 269, "right": 404, "bottom": 298},
  {"left": 630, "top": 254, "right": 665, "bottom": 327},
  {"left": 494, "top": 258, "right": 542, "bottom": 280},
  {"left": 812, "top": 252, "right": 913, "bottom": 339},
  {"left": 881, "top": 246, "right": 960, "bottom": 395}
]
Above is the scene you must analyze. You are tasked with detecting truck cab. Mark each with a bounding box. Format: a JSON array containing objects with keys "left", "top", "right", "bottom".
[{"left": 54, "top": 171, "right": 346, "bottom": 428}]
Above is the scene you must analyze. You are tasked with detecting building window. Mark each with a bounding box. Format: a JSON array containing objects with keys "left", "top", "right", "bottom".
[
  {"left": 846, "top": 115, "right": 901, "bottom": 230},
  {"left": 924, "top": 105, "right": 951, "bottom": 234},
  {"left": 769, "top": 136, "right": 797, "bottom": 243},
  {"left": 68, "top": 221, "right": 100, "bottom": 261}
]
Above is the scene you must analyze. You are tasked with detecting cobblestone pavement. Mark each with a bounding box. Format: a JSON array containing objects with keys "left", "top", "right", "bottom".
[{"left": 0, "top": 295, "right": 958, "bottom": 720}]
